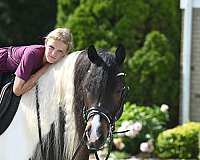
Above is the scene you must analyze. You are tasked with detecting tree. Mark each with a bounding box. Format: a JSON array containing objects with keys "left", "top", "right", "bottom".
[
  {"left": 0, "top": 0, "right": 57, "bottom": 46},
  {"left": 57, "top": 0, "right": 180, "bottom": 58},
  {"left": 127, "top": 31, "right": 177, "bottom": 106},
  {"left": 127, "top": 31, "right": 178, "bottom": 126}
]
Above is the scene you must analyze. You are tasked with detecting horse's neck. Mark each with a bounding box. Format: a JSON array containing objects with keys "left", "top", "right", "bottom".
[
  {"left": 40, "top": 51, "right": 82, "bottom": 158},
  {"left": 19, "top": 51, "right": 82, "bottom": 159}
]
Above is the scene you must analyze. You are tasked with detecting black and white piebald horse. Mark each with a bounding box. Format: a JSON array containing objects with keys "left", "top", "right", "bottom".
[{"left": 0, "top": 45, "right": 126, "bottom": 160}]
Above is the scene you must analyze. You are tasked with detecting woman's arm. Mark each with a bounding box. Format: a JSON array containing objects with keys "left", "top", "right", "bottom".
[{"left": 13, "top": 63, "right": 50, "bottom": 96}]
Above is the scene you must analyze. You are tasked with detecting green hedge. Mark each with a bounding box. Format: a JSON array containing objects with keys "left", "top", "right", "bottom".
[{"left": 155, "top": 122, "right": 200, "bottom": 159}]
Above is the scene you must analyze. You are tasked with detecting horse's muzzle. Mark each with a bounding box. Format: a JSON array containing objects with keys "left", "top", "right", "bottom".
[
  {"left": 86, "top": 130, "right": 106, "bottom": 151},
  {"left": 85, "top": 115, "right": 108, "bottom": 151}
]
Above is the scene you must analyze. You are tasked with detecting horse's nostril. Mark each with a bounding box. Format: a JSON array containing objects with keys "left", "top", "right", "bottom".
[
  {"left": 98, "top": 134, "right": 105, "bottom": 143},
  {"left": 85, "top": 129, "right": 91, "bottom": 140},
  {"left": 87, "top": 142, "right": 98, "bottom": 151}
]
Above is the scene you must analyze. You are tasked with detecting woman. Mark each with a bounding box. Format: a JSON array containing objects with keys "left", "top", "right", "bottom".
[{"left": 0, "top": 27, "right": 73, "bottom": 96}]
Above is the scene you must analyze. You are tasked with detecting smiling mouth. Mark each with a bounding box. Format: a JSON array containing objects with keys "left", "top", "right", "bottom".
[{"left": 49, "top": 55, "right": 56, "bottom": 59}]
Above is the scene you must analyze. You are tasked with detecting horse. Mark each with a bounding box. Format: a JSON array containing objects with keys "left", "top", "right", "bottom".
[{"left": 0, "top": 45, "right": 126, "bottom": 160}]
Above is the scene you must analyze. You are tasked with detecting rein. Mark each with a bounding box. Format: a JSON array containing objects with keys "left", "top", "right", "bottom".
[{"left": 35, "top": 84, "right": 45, "bottom": 160}]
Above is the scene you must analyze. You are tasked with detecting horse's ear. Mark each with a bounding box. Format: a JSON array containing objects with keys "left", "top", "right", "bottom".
[
  {"left": 88, "top": 45, "right": 103, "bottom": 66},
  {"left": 115, "top": 44, "right": 126, "bottom": 65}
]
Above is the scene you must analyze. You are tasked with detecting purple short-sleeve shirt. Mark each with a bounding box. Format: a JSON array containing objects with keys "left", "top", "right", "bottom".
[{"left": 0, "top": 45, "right": 45, "bottom": 81}]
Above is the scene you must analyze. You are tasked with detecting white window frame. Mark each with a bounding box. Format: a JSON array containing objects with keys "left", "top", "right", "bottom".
[{"left": 181, "top": 0, "right": 200, "bottom": 9}]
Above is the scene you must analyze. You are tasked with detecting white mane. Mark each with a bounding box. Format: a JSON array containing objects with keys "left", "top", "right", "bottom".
[{"left": 0, "top": 51, "right": 81, "bottom": 160}]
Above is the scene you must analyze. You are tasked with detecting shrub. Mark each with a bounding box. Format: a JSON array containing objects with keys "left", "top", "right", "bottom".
[
  {"left": 155, "top": 122, "right": 200, "bottom": 159},
  {"left": 127, "top": 31, "right": 177, "bottom": 107},
  {"left": 114, "top": 102, "right": 169, "bottom": 154}
]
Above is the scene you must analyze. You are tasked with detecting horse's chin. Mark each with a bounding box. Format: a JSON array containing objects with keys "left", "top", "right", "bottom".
[{"left": 86, "top": 139, "right": 106, "bottom": 151}]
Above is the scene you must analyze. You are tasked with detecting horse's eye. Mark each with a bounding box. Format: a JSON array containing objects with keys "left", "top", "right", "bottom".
[
  {"left": 115, "top": 88, "right": 123, "bottom": 95},
  {"left": 86, "top": 92, "right": 92, "bottom": 98},
  {"left": 113, "top": 89, "right": 122, "bottom": 103},
  {"left": 115, "top": 90, "right": 121, "bottom": 95}
]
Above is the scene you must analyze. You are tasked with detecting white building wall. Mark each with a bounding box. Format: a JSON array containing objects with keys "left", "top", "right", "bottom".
[
  {"left": 190, "top": 9, "right": 200, "bottom": 121},
  {"left": 180, "top": 0, "right": 200, "bottom": 122}
]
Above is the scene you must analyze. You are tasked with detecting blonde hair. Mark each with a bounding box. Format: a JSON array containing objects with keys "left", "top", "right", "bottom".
[{"left": 45, "top": 28, "right": 74, "bottom": 54}]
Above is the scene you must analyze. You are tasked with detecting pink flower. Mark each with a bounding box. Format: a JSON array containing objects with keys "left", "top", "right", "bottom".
[
  {"left": 125, "top": 129, "right": 138, "bottom": 138},
  {"left": 140, "top": 140, "right": 154, "bottom": 153},
  {"left": 121, "top": 121, "right": 131, "bottom": 129},
  {"left": 118, "top": 121, "right": 143, "bottom": 138},
  {"left": 131, "top": 122, "right": 142, "bottom": 132}
]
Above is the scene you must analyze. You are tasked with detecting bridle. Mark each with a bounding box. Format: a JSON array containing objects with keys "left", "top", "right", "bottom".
[
  {"left": 81, "top": 106, "right": 114, "bottom": 160},
  {"left": 71, "top": 72, "right": 129, "bottom": 160},
  {"left": 72, "top": 106, "right": 126, "bottom": 160}
]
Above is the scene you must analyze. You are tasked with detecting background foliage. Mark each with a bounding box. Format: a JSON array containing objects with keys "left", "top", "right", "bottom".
[{"left": 57, "top": 0, "right": 180, "bottom": 55}]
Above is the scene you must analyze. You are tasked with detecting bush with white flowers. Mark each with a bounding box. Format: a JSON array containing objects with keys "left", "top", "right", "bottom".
[
  {"left": 113, "top": 102, "right": 169, "bottom": 156},
  {"left": 117, "top": 121, "right": 142, "bottom": 138}
]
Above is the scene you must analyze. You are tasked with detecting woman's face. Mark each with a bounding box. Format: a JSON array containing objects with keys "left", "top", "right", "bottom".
[{"left": 44, "top": 38, "right": 68, "bottom": 64}]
